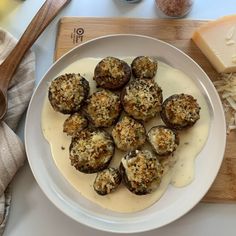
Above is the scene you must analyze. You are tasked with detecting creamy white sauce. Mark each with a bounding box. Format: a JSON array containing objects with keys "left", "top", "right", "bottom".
[{"left": 41, "top": 57, "right": 210, "bottom": 213}]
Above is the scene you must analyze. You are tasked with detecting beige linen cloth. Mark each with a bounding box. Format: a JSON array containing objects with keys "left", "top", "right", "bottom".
[{"left": 0, "top": 28, "right": 35, "bottom": 235}]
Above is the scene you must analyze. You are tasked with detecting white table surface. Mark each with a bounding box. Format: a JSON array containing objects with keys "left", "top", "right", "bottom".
[{"left": 1, "top": 0, "right": 236, "bottom": 235}]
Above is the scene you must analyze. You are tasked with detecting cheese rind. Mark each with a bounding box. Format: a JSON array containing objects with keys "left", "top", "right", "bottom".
[{"left": 192, "top": 15, "right": 236, "bottom": 73}]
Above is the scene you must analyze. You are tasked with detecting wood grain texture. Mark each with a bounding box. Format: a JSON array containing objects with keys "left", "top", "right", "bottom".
[{"left": 55, "top": 17, "right": 236, "bottom": 202}]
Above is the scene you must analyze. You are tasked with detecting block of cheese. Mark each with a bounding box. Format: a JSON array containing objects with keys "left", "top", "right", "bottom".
[{"left": 192, "top": 15, "right": 236, "bottom": 73}]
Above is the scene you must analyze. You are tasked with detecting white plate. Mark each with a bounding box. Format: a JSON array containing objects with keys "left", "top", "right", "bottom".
[{"left": 25, "top": 34, "right": 226, "bottom": 233}]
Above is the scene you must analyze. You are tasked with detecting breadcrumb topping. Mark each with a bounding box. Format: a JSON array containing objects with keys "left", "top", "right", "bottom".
[
  {"left": 48, "top": 73, "right": 89, "bottom": 114},
  {"left": 93, "top": 168, "right": 121, "bottom": 195},
  {"left": 70, "top": 128, "right": 114, "bottom": 173},
  {"left": 85, "top": 89, "right": 121, "bottom": 127},
  {"left": 63, "top": 113, "right": 88, "bottom": 136},
  {"left": 100, "top": 57, "right": 125, "bottom": 78},
  {"left": 163, "top": 94, "right": 200, "bottom": 126},
  {"left": 112, "top": 116, "right": 146, "bottom": 151},
  {"left": 148, "top": 126, "right": 178, "bottom": 155},
  {"left": 123, "top": 79, "right": 163, "bottom": 121},
  {"left": 131, "top": 56, "right": 158, "bottom": 79},
  {"left": 94, "top": 57, "right": 131, "bottom": 89},
  {"left": 122, "top": 150, "right": 163, "bottom": 193}
]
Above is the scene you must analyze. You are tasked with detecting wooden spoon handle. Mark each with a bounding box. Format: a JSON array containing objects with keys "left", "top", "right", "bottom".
[{"left": 0, "top": 0, "right": 71, "bottom": 90}]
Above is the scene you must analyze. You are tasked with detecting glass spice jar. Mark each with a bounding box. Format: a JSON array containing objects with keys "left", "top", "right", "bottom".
[{"left": 155, "top": 0, "right": 193, "bottom": 18}]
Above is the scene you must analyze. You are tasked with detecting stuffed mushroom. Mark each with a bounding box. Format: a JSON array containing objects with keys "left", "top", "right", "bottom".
[
  {"left": 112, "top": 116, "right": 146, "bottom": 151},
  {"left": 131, "top": 56, "right": 158, "bottom": 79},
  {"left": 93, "top": 168, "right": 122, "bottom": 195},
  {"left": 160, "top": 94, "right": 200, "bottom": 130},
  {"left": 84, "top": 89, "right": 122, "bottom": 127},
  {"left": 63, "top": 113, "right": 88, "bottom": 136},
  {"left": 93, "top": 56, "right": 131, "bottom": 90},
  {"left": 121, "top": 79, "right": 163, "bottom": 121},
  {"left": 120, "top": 150, "right": 163, "bottom": 195},
  {"left": 48, "top": 73, "right": 89, "bottom": 114},
  {"left": 69, "top": 128, "right": 114, "bottom": 173},
  {"left": 148, "top": 126, "right": 179, "bottom": 156}
]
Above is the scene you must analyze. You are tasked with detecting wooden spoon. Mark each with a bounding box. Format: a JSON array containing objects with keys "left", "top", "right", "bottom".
[{"left": 0, "top": 0, "right": 71, "bottom": 120}]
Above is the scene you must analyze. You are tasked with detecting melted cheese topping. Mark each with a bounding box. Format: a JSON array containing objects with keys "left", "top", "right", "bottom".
[{"left": 41, "top": 57, "right": 210, "bottom": 213}]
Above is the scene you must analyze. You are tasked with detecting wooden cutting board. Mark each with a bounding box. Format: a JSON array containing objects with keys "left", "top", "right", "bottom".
[{"left": 54, "top": 17, "right": 236, "bottom": 202}]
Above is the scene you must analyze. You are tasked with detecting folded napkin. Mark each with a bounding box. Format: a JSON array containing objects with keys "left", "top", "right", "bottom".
[{"left": 0, "top": 28, "right": 35, "bottom": 235}]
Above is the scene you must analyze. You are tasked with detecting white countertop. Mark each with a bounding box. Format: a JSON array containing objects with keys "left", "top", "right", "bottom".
[{"left": 1, "top": 0, "right": 236, "bottom": 235}]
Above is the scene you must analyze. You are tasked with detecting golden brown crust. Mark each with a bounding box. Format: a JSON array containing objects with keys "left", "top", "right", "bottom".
[
  {"left": 147, "top": 125, "right": 179, "bottom": 156},
  {"left": 93, "top": 57, "right": 131, "bottom": 90},
  {"left": 112, "top": 116, "right": 146, "bottom": 151},
  {"left": 48, "top": 73, "right": 89, "bottom": 114},
  {"left": 160, "top": 94, "right": 201, "bottom": 129},
  {"left": 63, "top": 113, "right": 88, "bottom": 136},
  {"left": 131, "top": 56, "right": 158, "bottom": 79},
  {"left": 69, "top": 128, "right": 114, "bottom": 173},
  {"left": 121, "top": 79, "right": 163, "bottom": 121},
  {"left": 120, "top": 150, "right": 163, "bottom": 195},
  {"left": 84, "top": 89, "right": 122, "bottom": 127},
  {"left": 93, "top": 168, "right": 122, "bottom": 195}
]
